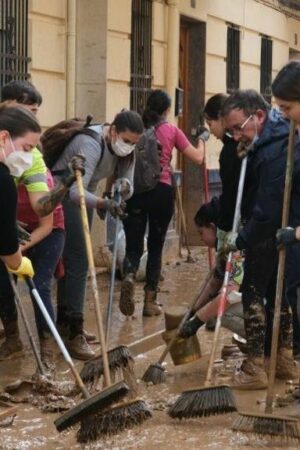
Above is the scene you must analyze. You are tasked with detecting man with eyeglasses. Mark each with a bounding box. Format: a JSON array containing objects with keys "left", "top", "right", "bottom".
[{"left": 220, "top": 89, "right": 300, "bottom": 389}]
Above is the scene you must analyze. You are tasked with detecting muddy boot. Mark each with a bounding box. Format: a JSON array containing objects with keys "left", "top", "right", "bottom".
[
  {"left": 270, "top": 348, "right": 300, "bottom": 380},
  {"left": 67, "top": 317, "right": 95, "bottom": 361},
  {"left": 231, "top": 357, "right": 268, "bottom": 390},
  {"left": 143, "top": 289, "right": 162, "bottom": 317},
  {"left": 119, "top": 273, "right": 135, "bottom": 316},
  {"left": 39, "top": 331, "right": 57, "bottom": 373},
  {"left": 0, "top": 319, "right": 23, "bottom": 360}
]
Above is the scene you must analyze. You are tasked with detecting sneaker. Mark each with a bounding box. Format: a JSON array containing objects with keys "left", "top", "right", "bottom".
[
  {"left": 231, "top": 357, "right": 268, "bottom": 390},
  {"left": 143, "top": 290, "right": 162, "bottom": 317},
  {"left": 57, "top": 323, "right": 97, "bottom": 343},
  {"left": 67, "top": 334, "right": 96, "bottom": 360},
  {"left": 119, "top": 273, "right": 135, "bottom": 316}
]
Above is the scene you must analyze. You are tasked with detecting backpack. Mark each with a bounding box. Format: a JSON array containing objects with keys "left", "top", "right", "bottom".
[
  {"left": 133, "top": 126, "right": 162, "bottom": 194},
  {"left": 41, "top": 115, "right": 100, "bottom": 169}
]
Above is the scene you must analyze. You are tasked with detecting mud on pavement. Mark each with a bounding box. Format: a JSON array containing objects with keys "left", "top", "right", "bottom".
[{"left": 0, "top": 248, "right": 299, "bottom": 449}]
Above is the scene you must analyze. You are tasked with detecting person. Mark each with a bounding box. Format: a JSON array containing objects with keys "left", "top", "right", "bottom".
[
  {"left": 0, "top": 81, "right": 84, "bottom": 363},
  {"left": 0, "top": 104, "right": 40, "bottom": 358},
  {"left": 271, "top": 60, "right": 300, "bottom": 359},
  {"left": 120, "top": 89, "right": 205, "bottom": 318},
  {"left": 52, "top": 110, "right": 144, "bottom": 360},
  {"left": 184, "top": 94, "right": 242, "bottom": 319},
  {"left": 221, "top": 89, "right": 300, "bottom": 389},
  {"left": 180, "top": 201, "right": 245, "bottom": 340}
]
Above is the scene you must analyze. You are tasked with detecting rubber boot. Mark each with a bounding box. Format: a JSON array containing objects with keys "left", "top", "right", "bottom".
[
  {"left": 119, "top": 273, "right": 135, "bottom": 316},
  {"left": 143, "top": 289, "right": 162, "bottom": 317},
  {"left": 39, "top": 330, "right": 57, "bottom": 373},
  {"left": 231, "top": 356, "right": 268, "bottom": 390},
  {"left": 66, "top": 316, "right": 95, "bottom": 361},
  {"left": 0, "top": 319, "right": 23, "bottom": 360}
]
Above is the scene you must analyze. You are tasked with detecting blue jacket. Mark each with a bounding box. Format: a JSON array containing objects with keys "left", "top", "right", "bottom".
[{"left": 239, "top": 108, "right": 300, "bottom": 247}]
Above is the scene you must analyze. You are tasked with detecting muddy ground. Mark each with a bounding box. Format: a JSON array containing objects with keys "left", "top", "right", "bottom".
[{"left": 0, "top": 247, "right": 300, "bottom": 450}]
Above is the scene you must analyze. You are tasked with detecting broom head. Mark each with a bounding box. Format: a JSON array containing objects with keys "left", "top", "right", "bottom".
[
  {"left": 77, "top": 398, "right": 152, "bottom": 442},
  {"left": 80, "top": 345, "right": 133, "bottom": 384},
  {"left": 168, "top": 384, "right": 237, "bottom": 419},
  {"left": 142, "top": 363, "right": 166, "bottom": 384},
  {"left": 54, "top": 380, "right": 129, "bottom": 432},
  {"left": 232, "top": 411, "right": 300, "bottom": 442}
]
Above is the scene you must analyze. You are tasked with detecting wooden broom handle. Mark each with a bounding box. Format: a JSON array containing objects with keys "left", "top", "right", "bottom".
[
  {"left": 265, "top": 120, "right": 296, "bottom": 413},
  {"left": 75, "top": 169, "right": 112, "bottom": 387}
]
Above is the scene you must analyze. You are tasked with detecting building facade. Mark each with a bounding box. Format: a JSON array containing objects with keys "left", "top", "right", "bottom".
[{"left": 2, "top": 0, "right": 300, "bottom": 249}]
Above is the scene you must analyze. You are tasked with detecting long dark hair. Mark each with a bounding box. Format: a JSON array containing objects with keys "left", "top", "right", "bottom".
[
  {"left": 272, "top": 61, "right": 300, "bottom": 101},
  {"left": 142, "top": 89, "right": 171, "bottom": 128},
  {"left": 0, "top": 103, "right": 41, "bottom": 138},
  {"left": 203, "top": 94, "right": 228, "bottom": 120}
]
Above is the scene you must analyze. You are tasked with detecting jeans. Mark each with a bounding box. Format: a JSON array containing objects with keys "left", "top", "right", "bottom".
[
  {"left": 27, "top": 229, "right": 65, "bottom": 334},
  {"left": 241, "top": 239, "right": 293, "bottom": 358},
  {"left": 123, "top": 182, "right": 174, "bottom": 291},
  {"left": 0, "top": 229, "right": 65, "bottom": 335},
  {"left": 57, "top": 196, "right": 93, "bottom": 322}
]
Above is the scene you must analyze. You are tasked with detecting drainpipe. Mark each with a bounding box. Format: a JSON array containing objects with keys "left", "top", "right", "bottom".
[
  {"left": 66, "top": 0, "right": 76, "bottom": 118},
  {"left": 166, "top": 0, "right": 179, "bottom": 122}
]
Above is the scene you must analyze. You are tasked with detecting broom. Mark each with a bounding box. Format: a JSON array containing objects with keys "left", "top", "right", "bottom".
[
  {"left": 168, "top": 154, "right": 249, "bottom": 419},
  {"left": 24, "top": 276, "right": 128, "bottom": 432},
  {"left": 74, "top": 170, "right": 151, "bottom": 441},
  {"left": 232, "top": 121, "right": 300, "bottom": 442},
  {"left": 175, "top": 178, "right": 194, "bottom": 263},
  {"left": 80, "top": 179, "right": 135, "bottom": 391},
  {"left": 142, "top": 269, "right": 214, "bottom": 384}
]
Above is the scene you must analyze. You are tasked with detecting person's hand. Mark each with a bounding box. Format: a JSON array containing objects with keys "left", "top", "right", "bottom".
[
  {"left": 103, "top": 198, "right": 127, "bottom": 219},
  {"left": 6, "top": 256, "right": 35, "bottom": 279},
  {"left": 64, "top": 154, "right": 86, "bottom": 188},
  {"left": 223, "top": 232, "right": 247, "bottom": 254},
  {"left": 276, "top": 227, "right": 298, "bottom": 248},
  {"left": 97, "top": 191, "right": 112, "bottom": 221},
  {"left": 114, "top": 178, "right": 133, "bottom": 200},
  {"left": 16, "top": 221, "right": 31, "bottom": 245},
  {"left": 196, "top": 126, "right": 210, "bottom": 143},
  {"left": 236, "top": 142, "right": 250, "bottom": 159}
]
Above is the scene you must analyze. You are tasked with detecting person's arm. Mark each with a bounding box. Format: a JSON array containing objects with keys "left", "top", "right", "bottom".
[
  {"left": 1, "top": 251, "right": 22, "bottom": 270},
  {"left": 176, "top": 127, "right": 208, "bottom": 166},
  {"left": 20, "top": 191, "right": 54, "bottom": 251}
]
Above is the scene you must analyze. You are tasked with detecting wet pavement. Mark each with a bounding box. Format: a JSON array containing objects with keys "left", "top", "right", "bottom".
[{"left": 1, "top": 247, "right": 300, "bottom": 449}]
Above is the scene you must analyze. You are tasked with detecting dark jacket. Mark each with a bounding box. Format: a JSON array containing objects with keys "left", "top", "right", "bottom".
[
  {"left": 218, "top": 135, "right": 242, "bottom": 231},
  {"left": 239, "top": 108, "right": 300, "bottom": 247}
]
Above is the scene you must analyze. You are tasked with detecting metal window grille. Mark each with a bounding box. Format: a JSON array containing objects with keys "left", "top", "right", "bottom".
[
  {"left": 130, "top": 0, "right": 152, "bottom": 115},
  {"left": 226, "top": 25, "right": 240, "bottom": 93},
  {"left": 0, "top": 0, "right": 30, "bottom": 89},
  {"left": 260, "top": 36, "right": 272, "bottom": 103}
]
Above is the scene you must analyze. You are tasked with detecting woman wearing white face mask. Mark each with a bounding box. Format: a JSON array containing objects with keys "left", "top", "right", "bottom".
[
  {"left": 51, "top": 110, "right": 143, "bottom": 360},
  {"left": 0, "top": 104, "right": 40, "bottom": 355}
]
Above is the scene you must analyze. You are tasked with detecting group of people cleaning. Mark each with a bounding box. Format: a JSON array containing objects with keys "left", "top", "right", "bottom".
[{"left": 1, "top": 59, "right": 300, "bottom": 391}]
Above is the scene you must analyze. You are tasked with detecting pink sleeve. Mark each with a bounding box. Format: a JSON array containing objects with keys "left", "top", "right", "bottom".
[{"left": 174, "top": 127, "right": 191, "bottom": 152}]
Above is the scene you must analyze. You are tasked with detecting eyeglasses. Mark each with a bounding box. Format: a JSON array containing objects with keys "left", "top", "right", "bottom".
[{"left": 225, "top": 115, "right": 253, "bottom": 139}]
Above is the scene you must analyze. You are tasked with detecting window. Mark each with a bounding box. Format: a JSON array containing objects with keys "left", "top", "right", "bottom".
[
  {"left": 130, "top": 0, "right": 152, "bottom": 115},
  {"left": 260, "top": 36, "right": 272, "bottom": 103},
  {"left": 226, "top": 25, "right": 240, "bottom": 93},
  {"left": 0, "top": 0, "right": 30, "bottom": 89}
]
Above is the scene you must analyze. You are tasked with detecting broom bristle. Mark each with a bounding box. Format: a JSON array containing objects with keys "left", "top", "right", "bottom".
[
  {"left": 168, "top": 385, "right": 237, "bottom": 419},
  {"left": 142, "top": 363, "right": 166, "bottom": 384},
  {"left": 80, "top": 345, "right": 134, "bottom": 384},
  {"left": 76, "top": 399, "right": 152, "bottom": 442},
  {"left": 232, "top": 412, "right": 300, "bottom": 442}
]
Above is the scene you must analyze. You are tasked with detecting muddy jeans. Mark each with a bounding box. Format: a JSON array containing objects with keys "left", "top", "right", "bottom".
[
  {"left": 285, "top": 243, "right": 300, "bottom": 356},
  {"left": 123, "top": 182, "right": 174, "bottom": 291},
  {"left": 57, "top": 196, "right": 93, "bottom": 324},
  {"left": 241, "top": 239, "right": 293, "bottom": 358}
]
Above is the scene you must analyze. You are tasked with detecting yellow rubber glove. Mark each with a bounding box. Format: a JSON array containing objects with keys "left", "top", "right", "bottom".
[{"left": 6, "top": 256, "right": 35, "bottom": 279}]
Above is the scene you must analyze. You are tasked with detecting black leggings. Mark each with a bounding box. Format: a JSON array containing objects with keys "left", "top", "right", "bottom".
[
  {"left": 241, "top": 239, "right": 292, "bottom": 358},
  {"left": 123, "top": 182, "right": 174, "bottom": 291}
]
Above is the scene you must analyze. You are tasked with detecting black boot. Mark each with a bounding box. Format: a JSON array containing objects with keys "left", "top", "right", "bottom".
[{"left": 179, "top": 316, "right": 204, "bottom": 339}]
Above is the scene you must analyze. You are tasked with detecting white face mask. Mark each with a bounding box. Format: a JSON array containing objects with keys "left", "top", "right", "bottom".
[
  {"left": 111, "top": 137, "right": 135, "bottom": 157},
  {"left": 2, "top": 138, "right": 33, "bottom": 177}
]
